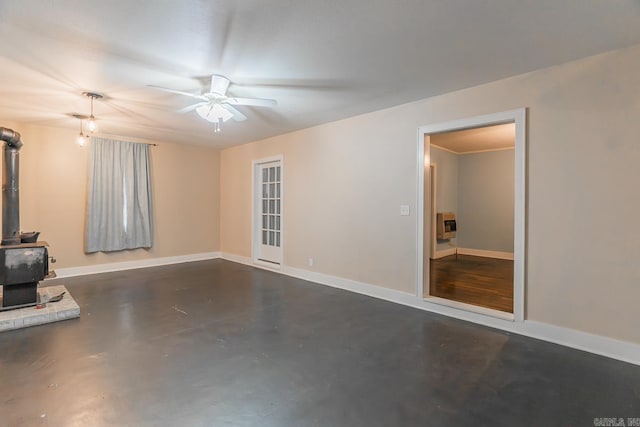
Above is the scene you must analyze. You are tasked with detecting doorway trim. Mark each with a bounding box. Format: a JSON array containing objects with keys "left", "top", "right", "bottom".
[
  {"left": 416, "top": 108, "right": 526, "bottom": 322},
  {"left": 252, "top": 155, "right": 284, "bottom": 270}
]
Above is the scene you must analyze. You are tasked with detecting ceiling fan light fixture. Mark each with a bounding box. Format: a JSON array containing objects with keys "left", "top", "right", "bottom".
[
  {"left": 196, "top": 103, "right": 233, "bottom": 123},
  {"left": 195, "top": 104, "right": 210, "bottom": 120},
  {"left": 213, "top": 104, "right": 233, "bottom": 122}
]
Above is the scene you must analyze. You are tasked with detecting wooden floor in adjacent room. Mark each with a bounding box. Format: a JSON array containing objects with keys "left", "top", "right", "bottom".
[{"left": 429, "top": 254, "right": 514, "bottom": 313}]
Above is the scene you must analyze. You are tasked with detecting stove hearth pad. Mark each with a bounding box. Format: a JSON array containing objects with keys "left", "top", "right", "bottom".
[{"left": 0, "top": 285, "right": 79, "bottom": 332}]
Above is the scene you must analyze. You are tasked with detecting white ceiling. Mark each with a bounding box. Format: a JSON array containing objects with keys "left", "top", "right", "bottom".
[
  {"left": 431, "top": 123, "right": 514, "bottom": 154},
  {"left": 2, "top": 1, "right": 640, "bottom": 148}
]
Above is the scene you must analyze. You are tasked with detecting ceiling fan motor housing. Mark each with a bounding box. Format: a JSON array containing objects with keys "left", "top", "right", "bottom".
[{"left": 210, "top": 75, "right": 230, "bottom": 96}]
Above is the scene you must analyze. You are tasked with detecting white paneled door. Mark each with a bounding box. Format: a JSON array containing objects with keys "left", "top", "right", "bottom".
[{"left": 254, "top": 159, "right": 282, "bottom": 266}]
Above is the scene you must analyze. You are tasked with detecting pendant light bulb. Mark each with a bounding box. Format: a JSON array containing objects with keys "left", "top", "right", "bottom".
[
  {"left": 77, "top": 119, "right": 86, "bottom": 147},
  {"left": 88, "top": 115, "right": 96, "bottom": 132},
  {"left": 88, "top": 95, "right": 97, "bottom": 132}
]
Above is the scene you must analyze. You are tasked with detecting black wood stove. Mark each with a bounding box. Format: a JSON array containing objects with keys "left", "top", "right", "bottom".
[{"left": 0, "top": 127, "right": 53, "bottom": 309}]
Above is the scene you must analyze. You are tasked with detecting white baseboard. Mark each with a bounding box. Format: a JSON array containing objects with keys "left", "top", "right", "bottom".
[
  {"left": 221, "top": 252, "right": 254, "bottom": 267},
  {"left": 517, "top": 321, "right": 640, "bottom": 366},
  {"left": 220, "top": 252, "right": 640, "bottom": 366},
  {"left": 53, "top": 251, "right": 222, "bottom": 279},
  {"left": 222, "top": 252, "right": 290, "bottom": 273},
  {"left": 433, "top": 248, "right": 457, "bottom": 259},
  {"left": 457, "top": 247, "right": 514, "bottom": 260}
]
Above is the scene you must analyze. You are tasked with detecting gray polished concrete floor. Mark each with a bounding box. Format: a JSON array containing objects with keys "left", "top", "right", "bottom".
[{"left": 1, "top": 259, "right": 638, "bottom": 426}]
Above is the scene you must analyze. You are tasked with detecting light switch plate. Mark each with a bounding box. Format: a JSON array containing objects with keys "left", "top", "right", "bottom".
[{"left": 400, "top": 205, "right": 410, "bottom": 216}]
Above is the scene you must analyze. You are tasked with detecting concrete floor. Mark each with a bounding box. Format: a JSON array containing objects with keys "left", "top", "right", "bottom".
[{"left": 1, "top": 259, "right": 638, "bottom": 426}]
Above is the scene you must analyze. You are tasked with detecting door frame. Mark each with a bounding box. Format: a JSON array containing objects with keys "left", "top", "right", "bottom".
[
  {"left": 416, "top": 108, "right": 526, "bottom": 322},
  {"left": 252, "top": 155, "right": 284, "bottom": 270}
]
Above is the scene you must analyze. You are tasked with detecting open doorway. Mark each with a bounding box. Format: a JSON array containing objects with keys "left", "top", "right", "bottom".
[
  {"left": 417, "top": 109, "right": 526, "bottom": 322},
  {"left": 429, "top": 124, "right": 515, "bottom": 313}
]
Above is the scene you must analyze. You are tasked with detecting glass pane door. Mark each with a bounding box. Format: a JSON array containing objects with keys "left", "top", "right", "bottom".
[{"left": 256, "top": 160, "right": 282, "bottom": 265}]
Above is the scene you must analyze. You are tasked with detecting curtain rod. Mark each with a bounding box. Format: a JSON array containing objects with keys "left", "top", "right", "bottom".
[{"left": 90, "top": 134, "right": 159, "bottom": 146}]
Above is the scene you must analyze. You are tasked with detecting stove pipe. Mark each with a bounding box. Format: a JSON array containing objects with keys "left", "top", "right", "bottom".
[{"left": 0, "top": 127, "right": 23, "bottom": 246}]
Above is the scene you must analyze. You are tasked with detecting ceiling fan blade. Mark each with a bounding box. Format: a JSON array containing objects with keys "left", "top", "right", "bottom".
[
  {"left": 177, "top": 102, "right": 208, "bottom": 114},
  {"left": 148, "top": 85, "right": 208, "bottom": 101},
  {"left": 224, "top": 104, "right": 247, "bottom": 122},
  {"left": 226, "top": 97, "right": 277, "bottom": 107}
]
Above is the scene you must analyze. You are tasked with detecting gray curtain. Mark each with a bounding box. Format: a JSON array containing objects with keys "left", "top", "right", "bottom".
[{"left": 85, "top": 138, "right": 153, "bottom": 253}]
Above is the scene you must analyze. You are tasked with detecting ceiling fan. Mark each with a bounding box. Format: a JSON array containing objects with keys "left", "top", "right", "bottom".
[{"left": 150, "top": 75, "right": 277, "bottom": 132}]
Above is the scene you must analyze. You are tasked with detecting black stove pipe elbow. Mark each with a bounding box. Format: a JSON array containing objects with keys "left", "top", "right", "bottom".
[
  {"left": 0, "top": 127, "right": 23, "bottom": 245},
  {"left": 0, "top": 127, "right": 23, "bottom": 149}
]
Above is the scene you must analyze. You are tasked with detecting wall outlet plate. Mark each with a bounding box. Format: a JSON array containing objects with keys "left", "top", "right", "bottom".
[{"left": 400, "top": 205, "right": 410, "bottom": 216}]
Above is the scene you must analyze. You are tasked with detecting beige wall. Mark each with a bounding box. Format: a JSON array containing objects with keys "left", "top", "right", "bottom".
[
  {"left": 0, "top": 122, "right": 220, "bottom": 269},
  {"left": 221, "top": 43, "right": 640, "bottom": 344},
  {"left": 221, "top": 118, "right": 418, "bottom": 292}
]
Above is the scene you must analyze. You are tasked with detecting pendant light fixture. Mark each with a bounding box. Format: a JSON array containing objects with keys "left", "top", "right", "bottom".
[
  {"left": 82, "top": 92, "right": 103, "bottom": 133},
  {"left": 72, "top": 114, "right": 87, "bottom": 147},
  {"left": 77, "top": 120, "right": 86, "bottom": 147}
]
